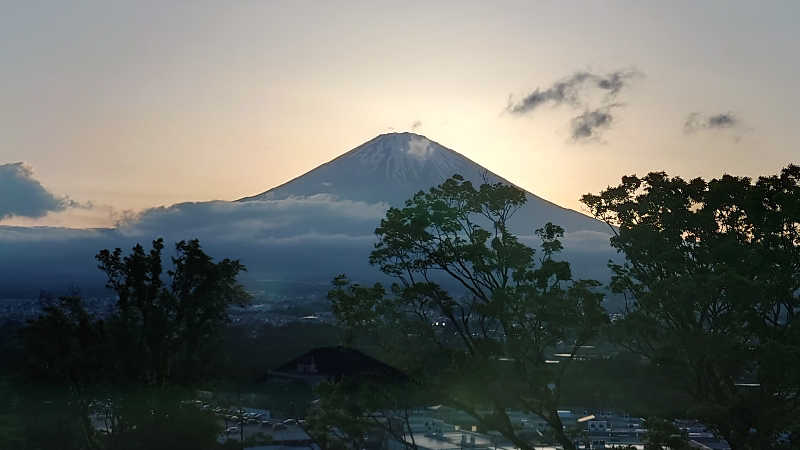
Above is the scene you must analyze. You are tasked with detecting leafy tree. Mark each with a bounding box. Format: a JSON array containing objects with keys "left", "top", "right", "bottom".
[
  {"left": 20, "top": 295, "right": 109, "bottom": 449},
  {"left": 581, "top": 165, "right": 800, "bottom": 449},
  {"left": 19, "top": 238, "right": 248, "bottom": 449},
  {"left": 328, "top": 175, "right": 607, "bottom": 450},
  {"left": 96, "top": 238, "right": 250, "bottom": 385},
  {"left": 22, "top": 294, "right": 109, "bottom": 386},
  {"left": 15, "top": 387, "right": 100, "bottom": 450},
  {"left": 305, "top": 363, "right": 431, "bottom": 450},
  {"left": 97, "top": 387, "right": 222, "bottom": 450},
  {"left": 306, "top": 379, "right": 420, "bottom": 450},
  {"left": 641, "top": 418, "right": 690, "bottom": 450},
  {"left": 0, "top": 377, "right": 27, "bottom": 449}
]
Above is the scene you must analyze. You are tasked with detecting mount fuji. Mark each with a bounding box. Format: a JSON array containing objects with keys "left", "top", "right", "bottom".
[
  {"left": 0, "top": 133, "right": 615, "bottom": 298},
  {"left": 239, "top": 132, "right": 609, "bottom": 236}
]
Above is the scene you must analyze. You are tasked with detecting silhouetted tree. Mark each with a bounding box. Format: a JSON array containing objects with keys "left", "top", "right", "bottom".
[
  {"left": 22, "top": 295, "right": 108, "bottom": 386},
  {"left": 328, "top": 175, "right": 607, "bottom": 450},
  {"left": 19, "top": 238, "right": 247, "bottom": 449},
  {"left": 21, "top": 295, "right": 109, "bottom": 448},
  {"left": 581, "top": 165, "right": 800, "bottom": 450},
  {"left": 96, "top": 238, "right": 250, "bottom": 385}
]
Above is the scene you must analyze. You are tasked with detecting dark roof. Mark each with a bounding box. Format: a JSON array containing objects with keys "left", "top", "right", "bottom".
[{"left": 270, "top": 346, "right": 408, "bottom": 382}]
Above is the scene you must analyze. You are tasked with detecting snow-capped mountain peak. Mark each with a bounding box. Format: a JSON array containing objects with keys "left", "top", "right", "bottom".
[
  {"left": 239, "top": 132, "right": 608, "bottom": 234},
  {"left": 337, "top": 133, "right": 479, "bottom": 185},
  {"left": 239, "top": 132, "right": 499, "bottom": 204}
]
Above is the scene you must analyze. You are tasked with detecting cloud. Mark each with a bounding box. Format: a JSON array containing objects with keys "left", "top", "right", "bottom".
[
  {"left": 506, "top": 72, "right": 593, "bottom": 114},
  {"left": 570, "top": 105, "right": 620, "bottom": 142},
  {"left": 0, "top": 226, "right": 112, "bottom": 243},
  {"left": 0, "top": 202, "right": 120, "bottom": 229},
  {"left": 594, "top": 70, "right": 640, "bottom": 97},
  {"left": 0, "top": 192, "right": 618, "bottom": 298},
  {"left": 411, "top": 120, "right": 422, "bottom": 130},
  {"left": 684, "top": 112, "right": 741, "bottom": 133},
  {"left": 405, "top": 135, "right": 434, "bottom": 160},
  {"left": 0, "top": 162, "right": 78, "bottom": 220},
  {"left": 0, "top": 196, "right": 390, "bottom": 297},
  {"left": 506, "top": 69, "right": 641, "bottom": 115},
  {"left": 506, "top": 69, "right": 641, "bottom": 142},
  {"left": 117, "top": 196, "right": 388, "bottom": 241}
]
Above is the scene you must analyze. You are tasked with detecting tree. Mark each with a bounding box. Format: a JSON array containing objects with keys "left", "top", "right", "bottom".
[
  {"left": 328, "top": 175, "right": 607, "bottom": 450},
  {"left": 21, "top": 294, "right": 109, "bottom": 449},
  {"left": 97, "top": 386, "right": 222, "bottom": 450},
  {"left": 22, "top": 294, "right": 109, "bottom": 386},
  {"left": 96, "top": 238, "right": 250, "bottom": 385},
  {"left": 581, "top": 165, "right": 800, "bottom": 449},
  {"left": 19, "top": 238, "right": 247, "bottom": 449},
  {"left": 306, "top": 378, "right": 422, "bottom": 450},
  {"left": 641, "top": 418, "right": 690, "bottom": 450}
]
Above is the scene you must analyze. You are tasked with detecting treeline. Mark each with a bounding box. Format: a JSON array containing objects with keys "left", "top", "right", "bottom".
[
  {"left": 0, "top": 238, "right": 341, "bottom": 450},
  {"left": 315, "top": 167, "right": 800, "bottom": 450},
  {"left": 2, "top": 165, "right": 799, "bottom": 450}
]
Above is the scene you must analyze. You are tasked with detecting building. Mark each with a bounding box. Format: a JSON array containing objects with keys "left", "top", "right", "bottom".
[{"left": 266, "top": 346, "right": 408, "bottom": 385}]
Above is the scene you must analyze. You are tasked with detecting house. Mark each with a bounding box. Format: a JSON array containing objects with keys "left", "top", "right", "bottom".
[{"left": 266, "top": 346, "right": 408, "bottom": 385}]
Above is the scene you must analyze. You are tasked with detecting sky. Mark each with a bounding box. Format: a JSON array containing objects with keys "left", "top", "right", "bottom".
[{"left": 1, "top": 0, "right": 798, "bottom": 228}]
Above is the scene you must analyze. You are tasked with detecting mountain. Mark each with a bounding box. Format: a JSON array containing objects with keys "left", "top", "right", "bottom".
[
  {"left": 239, "top": 132, "right": 609, "bottom": 236},
  {"left": 0, "top": 133, "right": 616, "bottom": 300}
]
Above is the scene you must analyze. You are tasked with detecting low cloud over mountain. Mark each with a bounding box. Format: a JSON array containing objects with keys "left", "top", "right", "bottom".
[
  {"left": 0, "top": 197, "right": 384, "bottom": 297},
  {"left": 119, "top": 196, "right": 386, "bottom": 243}
]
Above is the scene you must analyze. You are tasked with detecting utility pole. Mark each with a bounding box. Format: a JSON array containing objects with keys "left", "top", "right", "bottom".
[
  {"left": 239, "top": 385, "right": 244, "bottom": 450},
  {"left": 240, "top": 412, "right": 244, "bottom": 450}
]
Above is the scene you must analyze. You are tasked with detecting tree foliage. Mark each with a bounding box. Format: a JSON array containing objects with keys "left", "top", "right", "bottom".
[
  {"left": 328, "top": 175, "right": 607, "bottom": 450},
  {"left": 22, "top": 294, "right": 109, "bottom": 387},
  {"left": 306, "top": 378, "right": 422, "bottom": 450},
  {"left": 581, "top": 165, "right": 800, "bottom": 449},
  {"left": 94, "top": 238, "right": 249, "bottom": 385},
  {"left": 19, "top": 238, "right": 247, "bottom": 449}
]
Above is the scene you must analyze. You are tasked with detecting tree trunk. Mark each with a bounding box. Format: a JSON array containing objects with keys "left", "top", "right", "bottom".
[
  {"left": 548, "top": 412, "right": 577, "bottom": 450},
  {"left": 720, "top": 429, "right": 744, "bottom": 450}
]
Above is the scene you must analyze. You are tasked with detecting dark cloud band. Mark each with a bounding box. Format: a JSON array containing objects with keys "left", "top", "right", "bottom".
[
  {"left": 0, "top": 162, "right": 75, "bottom": 220},
  {"left": 0, "top": 195, "right": 615, "bottom": 297}
]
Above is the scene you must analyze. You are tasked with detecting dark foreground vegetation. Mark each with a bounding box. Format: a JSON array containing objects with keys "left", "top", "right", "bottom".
[{"left": 0, "top": 165, "right": 797, "bottom": 450}]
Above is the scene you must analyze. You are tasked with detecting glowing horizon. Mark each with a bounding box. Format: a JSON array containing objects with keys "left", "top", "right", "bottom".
[{"left": 2, "top": 1, "right": 798, "bottom": 228}]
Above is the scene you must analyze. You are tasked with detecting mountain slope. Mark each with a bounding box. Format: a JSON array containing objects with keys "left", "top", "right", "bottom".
[
  {"left": 0, "top": 133, "right": 616, "bottom": 299},
  {"left": 239, "top": 132, "right": 609, "bottom": 235}
]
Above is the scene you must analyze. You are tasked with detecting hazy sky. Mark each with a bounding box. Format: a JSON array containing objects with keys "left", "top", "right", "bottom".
[{"left": 1, "top": 0, "right": 798, "bottom": 228}]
